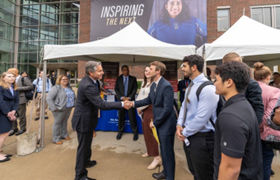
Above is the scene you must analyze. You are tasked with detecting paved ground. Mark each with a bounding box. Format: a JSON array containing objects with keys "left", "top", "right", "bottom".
[{"left": 1, "top": 93, "right": 280, "bottom": 180}]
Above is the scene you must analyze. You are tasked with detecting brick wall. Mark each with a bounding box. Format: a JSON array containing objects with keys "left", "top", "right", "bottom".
[{"left": 207, "top": 0, "right": 280, "bottom": 43}]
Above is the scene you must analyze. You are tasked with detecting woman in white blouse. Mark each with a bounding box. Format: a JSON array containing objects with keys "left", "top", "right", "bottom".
[{"left": 136, "top": 66, "right": 161, "bottom": 170}]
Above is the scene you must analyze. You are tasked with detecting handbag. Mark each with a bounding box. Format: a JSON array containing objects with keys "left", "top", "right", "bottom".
[{"left": 21, "top": 77, "right": 35, "bottom": 100}]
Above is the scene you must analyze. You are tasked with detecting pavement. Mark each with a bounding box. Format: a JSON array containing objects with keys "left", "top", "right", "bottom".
[{"left": 1, "top": 91, "right": 280, "bottom": 180}]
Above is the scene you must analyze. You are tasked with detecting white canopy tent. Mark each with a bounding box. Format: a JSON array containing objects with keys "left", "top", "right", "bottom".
[
  {"left": 43, "top": 21, "right": 196, "bottom": 62},
  {"left": 197, "top": 16, "right": 280, "bottom": 65},
  {"left": 38, "top": 22, "right": 196, "bottom": 149}
]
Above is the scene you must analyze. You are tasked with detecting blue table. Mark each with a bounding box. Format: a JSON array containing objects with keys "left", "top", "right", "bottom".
[{"left": 95, "top": 109, "right": 143, "bottom": 134}]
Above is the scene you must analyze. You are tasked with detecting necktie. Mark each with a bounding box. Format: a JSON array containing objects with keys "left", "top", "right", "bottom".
[
  {"left": 154, "top": 83, "right": 157, "bottom": 93},
  {"left": 186, "top": 80, "right": 189, "bottom": 87},
  {"left": 124, "top": 77, "right": 128, "bottom": 97},
  {"left": 182, "top": 81, "right": 194, "bottom": 125}
]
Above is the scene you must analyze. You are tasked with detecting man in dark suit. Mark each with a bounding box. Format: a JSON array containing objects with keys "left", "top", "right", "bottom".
[
  {"left": 115, "top": 65, "right": 138, "bottom": 141},
  {"left": 177, "top": 75, "right": 191, "bottom": 104},
  {"left": 72, "top": 61, "right": 126, "bottom": 180},
  {"left": 126, "top": 61, "right": 177, "bottom": 180}
]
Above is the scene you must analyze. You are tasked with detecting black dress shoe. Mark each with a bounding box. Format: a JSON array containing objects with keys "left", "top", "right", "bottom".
[
  {"left": 86, "top": 160, "right": 97, "bottom": 168},
  {"left": 15, "top": 129, "right": 26, "bottom": 136},
  {"left": 9, "top": 129, "right": 18, "bottom": 136},
  {"left": 34, "top": 117, "right": 39, "bottom": 121},
  {"left": 116, "top": 132, "right": 122, "bottom": 140},
  {"left": 152, "top": 172, "right": 166, "bottom": 180},
  {"left": 271, "top": 170, "right": 275, "bottom": 176},
  {"left": 133, "top": 134, "right": 138, "bottom": 141},
  {"left": 45, "top": 116, "right": 49, "bottom": 119},
  {"left": 5, "top": 154, "right": 12, "bottom": 158},
  {"left": 84, "top": 177, "right": 96, "bottom": 180},
  {"left": 0, "top": 157, "right": 10, "bottom": 163}
]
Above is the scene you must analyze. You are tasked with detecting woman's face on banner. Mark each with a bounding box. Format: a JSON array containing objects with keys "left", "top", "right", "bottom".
[{"left": 165, "top": 0, "right": 182, "bottom": 18}]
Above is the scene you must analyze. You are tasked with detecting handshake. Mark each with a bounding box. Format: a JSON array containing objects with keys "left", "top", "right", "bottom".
[{"left": 123, "top": 100, "right": 134, "bottom": 110}]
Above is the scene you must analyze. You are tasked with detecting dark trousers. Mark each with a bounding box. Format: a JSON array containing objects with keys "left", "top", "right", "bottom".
[
  {"left": 262, "top": 140, "right": 274, "bottom": 180},
  {"left": 75, "top": 131, "right": 93, "bottom": 180},
  {"left": 159, "top": 133, "right": 175, "bottom": 180},
  {"left": 118, "top": 108, "right": 138, "bottom": 134},
  {"left": 183, "top": 132, "right": 214, "bottom": 180},
  {"left": 12, "top": 104, "right": 27, "bottom": 131}
]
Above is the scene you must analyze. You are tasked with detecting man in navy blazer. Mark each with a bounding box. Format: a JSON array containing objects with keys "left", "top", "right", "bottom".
[
  {"left": 72, "top": 61, "right": 127, "bottom": 180},
  {"left": 126, "top": 61, "right": 177, "bottom": 180}
]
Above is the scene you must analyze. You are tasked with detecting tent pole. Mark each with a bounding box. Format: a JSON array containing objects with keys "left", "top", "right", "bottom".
[
  {"left": 39, "top": 60, "right": 47, "bottom": 150},
  {"left": 202, "top": 45, "right": 207, "bottom": 75}
]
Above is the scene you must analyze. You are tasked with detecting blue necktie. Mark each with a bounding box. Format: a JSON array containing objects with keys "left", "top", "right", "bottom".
[{"left": 124, "top": 77, "right": 128, "bottom": 97}]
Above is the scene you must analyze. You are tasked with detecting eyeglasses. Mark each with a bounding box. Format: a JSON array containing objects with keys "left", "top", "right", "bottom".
[{"left": 61, "top": 79, "right": 68, "bottom": 81}]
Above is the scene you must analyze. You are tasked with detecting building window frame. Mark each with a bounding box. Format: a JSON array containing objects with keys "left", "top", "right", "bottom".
[
  {"left": 250, "top": 4, "right": 280, "bottom": 29},
  {"left": 217, "top": 6, "right": 230, "bottom": 32}
]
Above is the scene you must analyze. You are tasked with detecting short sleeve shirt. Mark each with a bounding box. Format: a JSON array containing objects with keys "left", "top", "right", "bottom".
[{"left": 214, "top": 94, "right": 263, "bottom": 180}]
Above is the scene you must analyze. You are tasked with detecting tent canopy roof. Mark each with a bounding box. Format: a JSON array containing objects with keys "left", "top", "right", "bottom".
[
  {"left": 43, "top": 21, "right": 196, "bottom": 62},
  {"left": 197, "top": 16, "right": 280, "bottom": 62}
]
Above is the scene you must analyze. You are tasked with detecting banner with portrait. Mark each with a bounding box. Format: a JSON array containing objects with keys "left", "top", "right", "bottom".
[{"left": 90, "top": 0, "right": 207, "bottom": 47}]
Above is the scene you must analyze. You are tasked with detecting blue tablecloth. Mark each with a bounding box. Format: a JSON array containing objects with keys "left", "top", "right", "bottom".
[{"left": 95, "top": 109, "right": 143, "bottom": 134}]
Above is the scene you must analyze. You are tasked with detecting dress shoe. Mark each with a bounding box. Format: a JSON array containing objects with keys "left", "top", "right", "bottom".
[
  {"left": 271, "top": 170, "right": 275, "bottom": 176},
  {"left": 116, "top": 132, "right": 122, "bottom": 140},
  {"left": 0, "top": 157, "right": 10, "bottom": 163},
  {"left": 62, "top": 137, "right": 71, "bottom": 140},
  {"left": 5, "top": 154, "right": 12, "bottom": 158},
  {"left": 148, "top": 157, "right": 162, "bottom": 170},
  {"left": 133, "top": 134, "right": 138, "bottom": 141},
  {"left": 84, "top": 177, "right": 96, "bottom": 180},
  {"left": 86, "top": 160, "right": 97, "bottom": 168},
  {"left": 15, "top": 129, "right": 26, "bottom": 136},
  {"left": 34, "top": 117, "right": 39, "bottom": 121},
  {"left": 53, "top": 141, "right": 63, "bottom": 145},
  {"left": 45, "top": 116, "right": 49, "bottom": 119},
  {"left": 9, "top": 129, "right": 18, "bottom": 136},
  {"left": 152, "top": 172, "right": 166, "bottom": 180},
  {"left": 142, "top": 153, "right": 150, "bottom": 158}
]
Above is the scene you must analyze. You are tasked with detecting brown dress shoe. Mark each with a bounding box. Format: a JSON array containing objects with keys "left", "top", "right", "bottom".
[
  {"left": 54, "top": 141, "right": 63, "bottom": 145},
  {"left": 62, "top": 137, "right": 71, "bottom": 140}
]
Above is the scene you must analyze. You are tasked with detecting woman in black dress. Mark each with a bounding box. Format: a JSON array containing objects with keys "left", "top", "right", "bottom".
[{"left": 0, "top": 72, "right": 19, "bottom": 163}]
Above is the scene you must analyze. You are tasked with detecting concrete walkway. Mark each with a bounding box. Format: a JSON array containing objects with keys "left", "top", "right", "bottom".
[{"left": 1, "top": 100, "right": 280, "bottom": 180}]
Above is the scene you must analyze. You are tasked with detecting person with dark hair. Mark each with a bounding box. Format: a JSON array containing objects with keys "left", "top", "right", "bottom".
[
  {"left": 148, "top": 0, "right": 207, "bottom": 47},
  {"left": 115, "top": 65, "right": 138, "bottom": 141},
  {"left": 72, "top": 61, "right": 128, "bottom": 180},
  {"left": 206, "top": 67, "right": 212, "bottom": 81},
  {"left": 50, "top": 72, "right": 57, "bottom": 86},
  {"left": 269, "top": 72, "right": 280, "bottom": 89},
  {"left": 125, "top": 61, "right": 177, "bottom": 180},
  {"left": 136, "top": 66, "right": 161, "bottom": 170},
  {"left": 20, "top": 71, "right": 28, "bottom": 78},
  {"left": 253, "top": 62, "right": 280, "bottom": 180},
  {"left": 176, "top": 55, "right": 218, "bottom": 180},
  {"left": 177, "top": 75, "right": 191, "bottom": 104},
  {"left": 213, "top": 61, "right": 263, "bottom": 180},
  {"left": 33, "top": 71, "right": 52, "bottom": 121},
  {"left": 222, "top": 52, "right": 264, "bottom": 124}
]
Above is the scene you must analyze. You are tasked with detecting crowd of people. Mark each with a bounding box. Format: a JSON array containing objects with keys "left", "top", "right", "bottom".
[{"left": 0, "top": 54, "right": 280, "bottom": 180}]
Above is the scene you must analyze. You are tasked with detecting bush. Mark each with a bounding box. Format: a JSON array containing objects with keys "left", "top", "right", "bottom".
[{"left": 137, "top": 81, "right": 142, "bottom": 89}]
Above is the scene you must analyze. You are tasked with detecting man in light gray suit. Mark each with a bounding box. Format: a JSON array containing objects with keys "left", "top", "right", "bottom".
[{"left": 8, "top": 68, "right": 33, "bottom": 136}]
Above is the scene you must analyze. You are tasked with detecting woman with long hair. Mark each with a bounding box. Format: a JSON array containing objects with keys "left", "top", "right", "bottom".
[
  {"left": 136, "top": 66, "right": 161, "bottom": 170},
  {"left": 148, "top": 0, "right": 207, "bottom": 47},
  {"left": 253, "top": 62, "right": 280, "bottom": 180},
  {"left": 0, "top": 72, "right": 19, "bottom": 162},
  {"left": 46, "top": 75, "right": 76, "bottom": 145}
]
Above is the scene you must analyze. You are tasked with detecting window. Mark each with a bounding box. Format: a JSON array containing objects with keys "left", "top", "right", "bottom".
[
  {"left": 251, "top": 5, "right": 280, "bottom": 29},
  {"left": 217, "top": 8, "right": 230, "bottom": 31}
]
